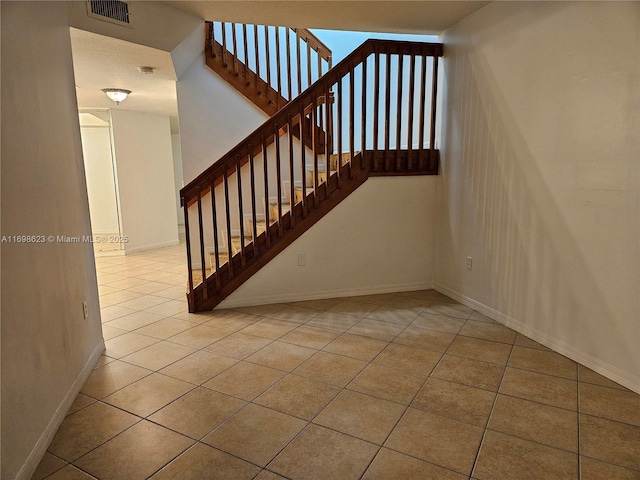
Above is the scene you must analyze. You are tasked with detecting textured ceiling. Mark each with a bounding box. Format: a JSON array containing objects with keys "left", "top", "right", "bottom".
[{"left": 164, "top": 1, "right": 490, "bottom": 34}]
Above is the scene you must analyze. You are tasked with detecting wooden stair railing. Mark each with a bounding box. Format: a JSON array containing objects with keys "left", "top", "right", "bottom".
[
  {"left": 182, "top": 38, "right": 443, "bottom": 312},
  {"left": 206, "top": 21, "right": 332, "bottom": 116}
]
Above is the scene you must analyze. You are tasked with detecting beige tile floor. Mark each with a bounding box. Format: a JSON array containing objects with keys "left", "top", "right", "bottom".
[{"left": 34, "top": 244, "right": 640, "bottom": 479}]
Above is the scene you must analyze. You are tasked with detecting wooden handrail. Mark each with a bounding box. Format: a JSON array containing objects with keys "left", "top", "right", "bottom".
[{"left": 182, "top": 37, "right": 443, "bottom": 311}]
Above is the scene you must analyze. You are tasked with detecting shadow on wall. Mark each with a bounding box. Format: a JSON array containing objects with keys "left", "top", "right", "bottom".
[{"left": 439, "top": 4, "right": 638, "bottom": 385}]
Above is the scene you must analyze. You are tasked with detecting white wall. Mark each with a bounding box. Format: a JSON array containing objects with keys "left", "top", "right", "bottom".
[
  {"left": 437, "top": 2, "right": 640, "bottom": 392},
  {"left": 80, "top": 126, "right": 120, "bottom": 234},
  {"left": 1, "top": 2, "right": 105, "bottom": 478},
  {"left": 176, "top": 52, "right": 268, "bottom": 183},
  {"left": 220, "top": 176, "right": 436, "bottom": 307},
  {"left": 171, "top": 133, "right": 185, "bottom": 228},
  {"left": 110, "top": 109, "right": 179, "bottom": 253}
]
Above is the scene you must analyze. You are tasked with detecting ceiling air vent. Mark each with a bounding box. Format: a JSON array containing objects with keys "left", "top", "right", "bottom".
[{"left": 86, "top": 0, "right": 132, "bottom": 27}]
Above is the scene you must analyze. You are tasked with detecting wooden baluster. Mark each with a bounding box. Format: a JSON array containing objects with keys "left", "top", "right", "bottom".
[
  {"left": 236, "top": 158, "right": 246, "bottom": 268},
  {"left": 221, "top": 22, "right": 227, "bottom": 67},
  {"left": 361, "top": 55, "right": 367, "bottom": 168},
  {"left": 311, "top": 102, "right": 319, "bottom": 207},
  {"left": 210, "top": 177, "right": 221, "bottom": 289},
  {"left": 307, "top": 42, "right": 312, "bottom": 88},
  {"left": 206, "top": 22, "right": 213, "bottom": 52},
  {"left": 349, "top": 68, "right": 355, "bottom": 178},
  {"left": 182, "top": 196, "right": 194, "bottom": 306},
  {"left": 317, "top": 50, "right": 322, "bottom": 84},
  {"left": 296, "top": 34, "right": 302, "bottom": 97},
  {"left": 407, "top": 52, "right": 416, "bottom": 170},
  {"left": 248, "top": 145, "right": 258, "bottom": 257},
  {"left": 384, "top": 50, "right": 391, "bottom": 171},
  {"left": 275, "top": 26, "right": 282, "bottom": 109},
  {"left": 337, "top": 77, "right": 343, "bottom": 187},
  {"left": 418, "top": 54, "right": 427, "bottom": 170},
  {"left": 254, "top": 25, "right": 260, "bottom": 94},
  {"left": 274, "top": 123, "right": 283, "bottom": 237},
  {"left": 287, "top": 114, "right": 296, "bottom": 227},
  {"left": 286, "top": 28, "right": 292, "bottom": 101},
  {"left": 395, "top": 53, "right": 404, "bottom": 170},
  {"left": 429, "top": 55, "right": 439, "bottom": 172},
  {"left": 324, "top": 81, "right": 332, "bottom": 199},
  {"left": 196, "top": 186, "right": 207, "bottom": 300},
  {"left": 264, "top": 26, "right": 271, "bottom": 103},
  {"left": 262, "top": 135, "right": 271, "bottom": 246},
  {"left": 242, "top": 23, "right": 249, "bottom": 85},
  {"left": 232, "top": 23, "right": 239, "bottom": 76},
  {"left": 373, "top": 48, "right": 380, "bottom": 172},
  {"left": 223, "top": 170, "right": 233, "bottom": 278},
  {"left": 299, "top": 102, "right": 307, "bottom": 217}
]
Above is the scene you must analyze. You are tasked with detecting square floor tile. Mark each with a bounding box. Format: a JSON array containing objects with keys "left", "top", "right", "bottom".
[
  {"left": 246, "top": 341, "right": 316, "bottom": 372},
  {"left": 269, "top": 424, "right": 378, "bottom": 480},
  {"left": 323, "top": 333, "right": 388, "bottom": 361},
  {"left": 203, "top": 404, "right": 306, "bottom": 467},
  {"left": 168, "top": 324, "right": 233, "bottom": 349},
  {"left": 412, "top": 377, "right": 495, "bottom": 427},
  {"left": 81, "top": 360, "right": 152, "bottom": 399},
  {"left": 101, "top": 325, "right": 129, "bottom": 341},
  {"left": 446, "top": 335, "right": 512, "bottom": 365},
  {"left": 255, "top": 374, "right": 340, "bottom": 420},
  {"left": 66, "top": 393, "right": 96, "bottom": 416},
  {"left": 46, "top": 465, "right": 95, "bottom": 479},
  {"left": 268, "top": 305, "right": 320, "bottom": 323},
  {"left": 350, "top": 293, "right": 397, "bottom": 305},
  {"left": 508, "top": 346, "right": 577, "bottom": 380},
  {"left": 488, "top": 394, "right": 578, "bottom": 452},
  {"left": 205, "top": 332, "right": 272, "bottom": 359},
  {"left": 48, "top": 402, "right": 139, "bottom": 461},
  {"left": 366, "top": 306, "right": 422, "bottom": 326},
  {"left": 149, "top": 387, "right": 246, "bottom": 439},
  {"left": 203, "top": 361, "right": 286, "bottom": 401},
  {"left": 239, "top": 318, "right": 299, "bottom": 340},
  {"left": 410, "top": 312, "right": 466, "bottom": 334},
  {"left": 579, "top": 382, "right": 640, "bottom": 426},
  {"left": 160, "top": 350, "right": 238, "bottom": 385},
  {"left": 133, "top": 317, "right": 195, "bottom": 339},
  {"left": 306, "top": 312, "right": 364, "bottom": 332},
  {"left": 385, "top": 408, "right": 483, "bottom": 475},
  {"left": 279, "top": 325, "right": 340, "bottom": 350},
  {"left": 579, "top": 414, "right": 640, "bottom": 470},
  {"left": 150, "top": 443, "right": 260, "bottom": 479},
  {"left": 347, "top": 318, "right": 405, "bottom": 341},
  {"left": 578, "top": 365, "right": 629, "bottom": 391},
  {"left": 204, "top": 311, "right": 261, "bottom": 331},
  {"left": 235, "top": 303, "right": 288, "bottom": 317},
  {"left": 424, "top": 301, "right": 473, "bottom": 319},
  {"left": 362, "top": 448, "right": 467, "bottom": 480},
  {"left": 458, "top": 320, "right": 516, "bottom": 344},
  {"left": 432, "top": 354, "right": 505, "bottom": 391},
  {"left": 292, "top": 297, "right": 344, "bottom": 311},
  {"left": 100, "top": 305, "right": 137, "bottom": 323},
  {"left": 393, "top": 327, "right": 455, "bottom": 353},
  {"left": 499, "top": 367, "right": 577, "bottom": 410},
  {"left": 514, "top": 333, "right": 551, "bottom": 351},
  {"left": 106, "top": 311, "right": 166, "bottom": 331},
  {"left": 579, "top": 456, "right": 640, "bottom": 480},
  {"left": 473, "top": 430, "right": 578, "bottom": 479},
  {"left": 102, "top": 373, "right": 194, "bottom": 417},
  {"left": 120, "top": 341, "right": 196, "bottom": 371},
  {"left": 373, "top": 343, "right": 441, "bottom": 376},
  {"left": 104, "top": 332, "right": 159, "bottom": 359},
  {"left": 32, "top": 452, "right": 66, "bottom": 480},
  {"left": 348, "top": 363, "right": 425, "bottom": 405},
  {"left": 327, "top": 300, "right": 379, "bottom": 318},
  {"left": 294, "top": 351, "right": 367, "bottom": 387},
  {"left": 74, "top": 420, "right": 193, "bottom": 480},
  {"left": 314, "top": 390, "right": 405, "bottom": 444}
]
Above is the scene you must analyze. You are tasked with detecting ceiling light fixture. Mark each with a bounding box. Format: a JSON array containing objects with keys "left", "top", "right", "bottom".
[
  {"left": 102, "top": 88, "right": 131, "bottom": 105},
  {"left": 137, "top": 66, "right": 154, "bottom": 74}
]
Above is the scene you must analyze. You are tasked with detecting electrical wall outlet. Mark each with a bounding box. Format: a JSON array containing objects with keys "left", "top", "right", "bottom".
[
  {"left": 466, "top": 256, "right": 473, "bottom": 271},
  {"left": 298, "top": 254, "right": 306, "bottom": 266},
  {"left": 82, "top": 301, "right": 89, "bottom": 319}
]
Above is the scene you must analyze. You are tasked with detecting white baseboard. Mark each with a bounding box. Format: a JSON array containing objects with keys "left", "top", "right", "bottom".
[
  {"left": 217, "top": 281, "right": 434, "bottom": 309},
  {"left": 124, "top": 239, "right": 180, "bottom": 255},
  {"left": 17, "top": 340, "right": 105, "bottom": 480},
  {"left": 434, "top": 282, "right": 640, "bottom": 395}
]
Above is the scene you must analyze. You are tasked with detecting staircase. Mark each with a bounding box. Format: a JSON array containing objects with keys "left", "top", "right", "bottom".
[{"left": 181, "top": 24, "right": 443, "bottom": 312}]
